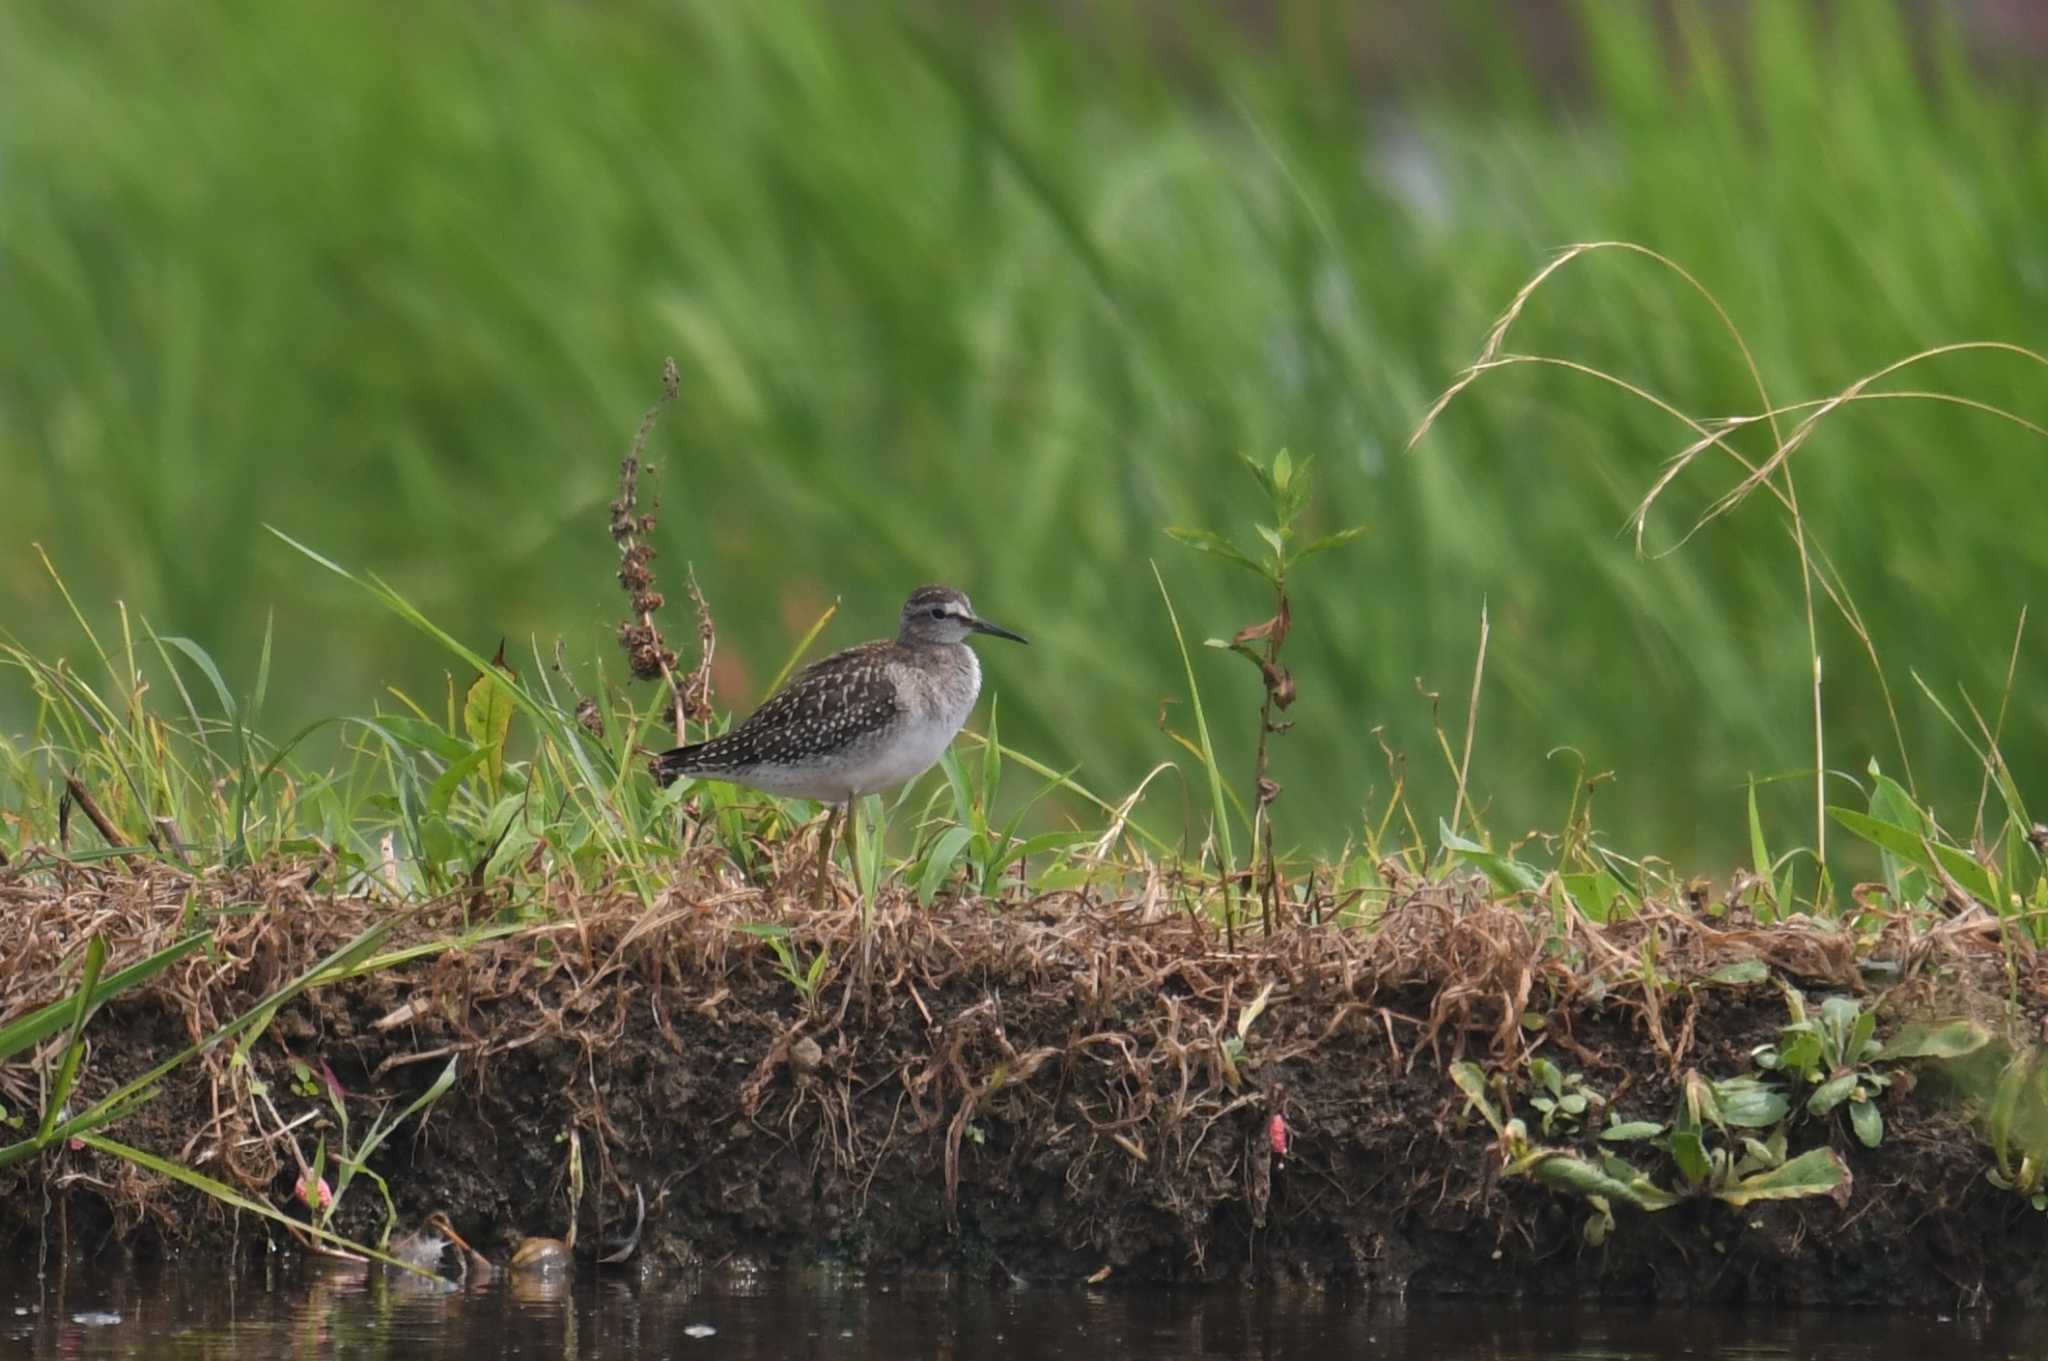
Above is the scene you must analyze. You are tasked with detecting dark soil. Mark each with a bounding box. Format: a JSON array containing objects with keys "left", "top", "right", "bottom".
[{"left": 4, "top": 863, "right": 2047, "bottom": 1309}]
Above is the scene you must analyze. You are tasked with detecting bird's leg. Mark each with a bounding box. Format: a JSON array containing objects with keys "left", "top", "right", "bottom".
[
  {"left": 849, "top": 797, "right": 874, "bottom": 996},
  {"left": 814, "top": 802, "right": 841, "bottom": 912}
]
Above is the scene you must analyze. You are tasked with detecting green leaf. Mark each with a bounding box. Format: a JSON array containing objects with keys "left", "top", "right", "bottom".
[
  {"left": 1712, "top": 1076, "right": 1791, "bottom": 1128},
  {"left": 1295, "top": 525, "right": 1368, "bottom": 562},
  {"left": 1876, "top": 1019, "right": 1992, "bottom": 1061},
  {"left": 980, "top": 697, "right": 1003, "bottom": 818},
  {"left": 1764, "top": 1023, "right": 1824, "bottom": 1079},
  {"left": 1270, "top": 448, "right": 1293, "bottom": 492},
  {"left": 915, "top": 826, "right": 976, "bottom": 904},
  {"left": 1868, "top": 762, "right": 1930, "bottom": 906},
  {"left": 1253, "top": 523, "right": 1287, "bottom": 561},
  {"left": 1600, "top": 1120, "right": 1667, "bottom": 1142},
  {"left": 426, "top": 745, "right": 494, "bottom": 819},
  {"left": 37, "top": 935, "right": 108, "bottom": 1145},
  {"left": 308, "top": 1135, "right": 328, "bottom": 1213},
  {"left": 1561, "top": 870, "right": 1632, "bottom": 923},
  {"left": 1747, "top": 778, "right": 1771, "bottom": 880},
  {"left": 1929, "top": 839, "right": 2001, "bottom": 909},
  {"left": 0, "top": 932, "right": 209, "bottom": 1063},
  {"left": 1829, "top": 806, "right": 1996, "bottom": 906},
  {"left": 1808, "top": 1072, "right": 1860, "bottom": 1116},
  {"left": 1152, "top": 562, "right": 1237, "bottom": 883},
  {"left": 462, "top": 648, "right": 518, "bottom": 793},
  {"left": 268, "top": 526, "right": 616, "bottom": 798},
  {"left": 1680, "top": 1069, "right": 1722, "bottom": 1131},
  {"left": 766, "top": 599, "right": 841, "bottom": 696},
  {"left": 1737, "top": 1136, "right": 1782, "bottom": 1172},
  {"left": 1440, "top": 821, "right": 1543, "bottom": 894},
  {"left": 367, "top": 714, "right": 471, "bottom": 763},
  {"left": 1449, "top": 1060, "right": 1504, "bottom": 1136},
  {"left": 161, "top": 636, "right": 238, "bottom": 720},
  {"left": 1715, "top": 1147, "right": 1849, "bottom": 1207},
  {"left": 1704, "top": 959, "right": 1770, "bottom": 987},
  {"left": 1850, "top": 1097, "right": 1884, "bottom": 1148},
  {"left": 1514, "top": 1148, "right": 1678, "bottom": 1213},
  {"left": 1164, "top": 527, "right": 1261, "bottom": 575},
  {"left": 1818, "top": 995, "right": 1860, "bottom": 1054},
  {"left": 0, "top": 922, "right": 393, "bottom": 1171},
  {"left": 1529, "top": 1057, "right": 1563, "bottom": 1099},
  {"left": 1670, "top": 1129, "right": 1711, "bottom": 1184},
  {"left": 78, "top": 1133, "right": 436, "bottom": 1277},
  {"left": 1237, "top": 452, "right": 1275, "bottom": 499},
  {"left": 1847, "top": 1008, "right": 1879, "bottom": 1064}
]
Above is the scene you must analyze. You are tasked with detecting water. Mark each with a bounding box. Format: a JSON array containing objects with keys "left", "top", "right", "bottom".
[{"left": 0, "top": 1263, "right": 2036, "bottom": 1359}]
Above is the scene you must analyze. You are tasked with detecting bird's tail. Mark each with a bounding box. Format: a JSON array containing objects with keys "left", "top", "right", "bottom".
[{"left": 649, "top": 742, "right": 705, "bottom": 786}]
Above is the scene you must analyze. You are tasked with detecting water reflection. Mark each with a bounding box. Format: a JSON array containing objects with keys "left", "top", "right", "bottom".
[{"left": 1, "top": 1258, "right": 2038, "bottom": 1360}]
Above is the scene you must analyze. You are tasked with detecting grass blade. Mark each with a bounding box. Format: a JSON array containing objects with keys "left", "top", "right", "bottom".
[
  {"left": 35, "top": 934, "right": 108, "bottom": 1144},
  {"left": 1151, "top": 561, "right": 1235, "bottom": 887},
  {"left": 0, "top": 920, "right": 393, "bottom": 1169},
  {"left": 78, "top": 1133, "right": 438, "bottom": 1277},
  {"left": 0, "top": 931, "right": 209, "bottom": 1063}
]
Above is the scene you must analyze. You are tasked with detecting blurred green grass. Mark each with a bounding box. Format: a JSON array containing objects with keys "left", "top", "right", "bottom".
[{"left": 3, "top": 0, "right": 2043, "bottom": 867}]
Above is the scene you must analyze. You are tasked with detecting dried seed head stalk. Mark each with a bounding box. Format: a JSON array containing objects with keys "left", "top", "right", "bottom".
[
  {"left": 552, "top": 638, "right": 608, "bottom": 740},
  {"left": 682, "top": 566, "right": 717, "bottom": 725},
  {"left": 610, "top": 358, "right": 708, "bottom": 743}
]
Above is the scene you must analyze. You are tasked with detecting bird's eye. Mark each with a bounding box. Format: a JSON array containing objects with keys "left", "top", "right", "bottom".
[{"left": 929, "top": 607, "right": 948, "bottom": 619}]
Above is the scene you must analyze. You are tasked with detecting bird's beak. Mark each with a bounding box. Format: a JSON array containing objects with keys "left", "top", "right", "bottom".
[{"left": 970, "top": 616, "right": 1029, "bottom": 645}]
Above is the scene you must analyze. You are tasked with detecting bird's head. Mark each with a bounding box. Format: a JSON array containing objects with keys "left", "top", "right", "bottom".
[{"left": 898, "top": 585, "right": 1028, "bottom": 647}]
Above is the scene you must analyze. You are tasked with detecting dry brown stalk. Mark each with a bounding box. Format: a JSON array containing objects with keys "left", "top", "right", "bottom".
[
  {"left": 610, "top": 357, "right": 713, "bottom": 744},
  {"left": 60, "top": 774, "right": 147, "bottom": 860}
]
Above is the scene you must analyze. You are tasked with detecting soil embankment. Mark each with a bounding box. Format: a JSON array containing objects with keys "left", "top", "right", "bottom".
[{"left": 4, "top": 863, "right": 2045, "bottom": 1308}]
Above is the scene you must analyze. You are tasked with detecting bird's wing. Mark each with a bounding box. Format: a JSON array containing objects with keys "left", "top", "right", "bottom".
[{"left": 676, "top": 646, "right": 903, "bottom": 771}]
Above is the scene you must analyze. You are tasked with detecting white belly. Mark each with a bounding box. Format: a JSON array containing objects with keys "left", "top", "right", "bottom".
[{"left": 849, "top": 709, "right": 965, "bottom": 797}]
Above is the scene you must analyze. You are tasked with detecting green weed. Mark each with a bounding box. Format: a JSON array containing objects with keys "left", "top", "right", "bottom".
[{"left": 1169, "top": 450, "right": 1365, "bottom": 932}]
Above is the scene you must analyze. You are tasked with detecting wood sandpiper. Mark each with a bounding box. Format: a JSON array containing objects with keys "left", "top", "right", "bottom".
[{"left": 653, "top": 584, "right": 1027, "bottom": 903}]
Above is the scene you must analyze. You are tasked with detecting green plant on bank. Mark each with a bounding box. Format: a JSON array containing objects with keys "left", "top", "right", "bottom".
[
  {"left": 282, "top": 1052, "right": 459, "bottom": 1248},
  {"left": 1525, "top": 1057, "right": 1600, "bottom": 1138},
  {"left": 1167, "top": 451, "right": 1365, "bottom": 934},
  {"left": 734, "top": 923, "right": 831, "bottom": 1010},
  {"left": 1745, "top": 990, "right": 1994, "bottom": 1150},
  {"left": 1462, "top": 976, "right": 2019, "bottom": 1242},
  {"left": 1985, "top": 1046, "right": 2048, "bottom": 1212},
  {"left": 1751, "top": 988, "right": 1892, "bottom": 1147},
  {"left": 1438, "top": 820, "right": 1643, "bottom": 926},
  {"left": 1829, "top": 757, "right": 2048, "bottom": 945},
  {"left": 920, "top": 709, "right": 1096, "bottom": 904},
  {"left": 1452, "top": 1060, "right": 1848, "bottom": 1248},
  {"left": 1653, "top": 1070, "right": 1800, "bottom": 1192},
  {"left": 1217, "top": 981, "right": 1277, "bottom": 1093},
  {"left": 0, "top": 915, "right": 448, "bottom": 1274}
]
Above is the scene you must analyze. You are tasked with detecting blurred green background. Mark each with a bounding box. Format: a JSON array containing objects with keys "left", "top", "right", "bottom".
[{"left": 3, "top": 1, "right": 2044, "bottom": 868}]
